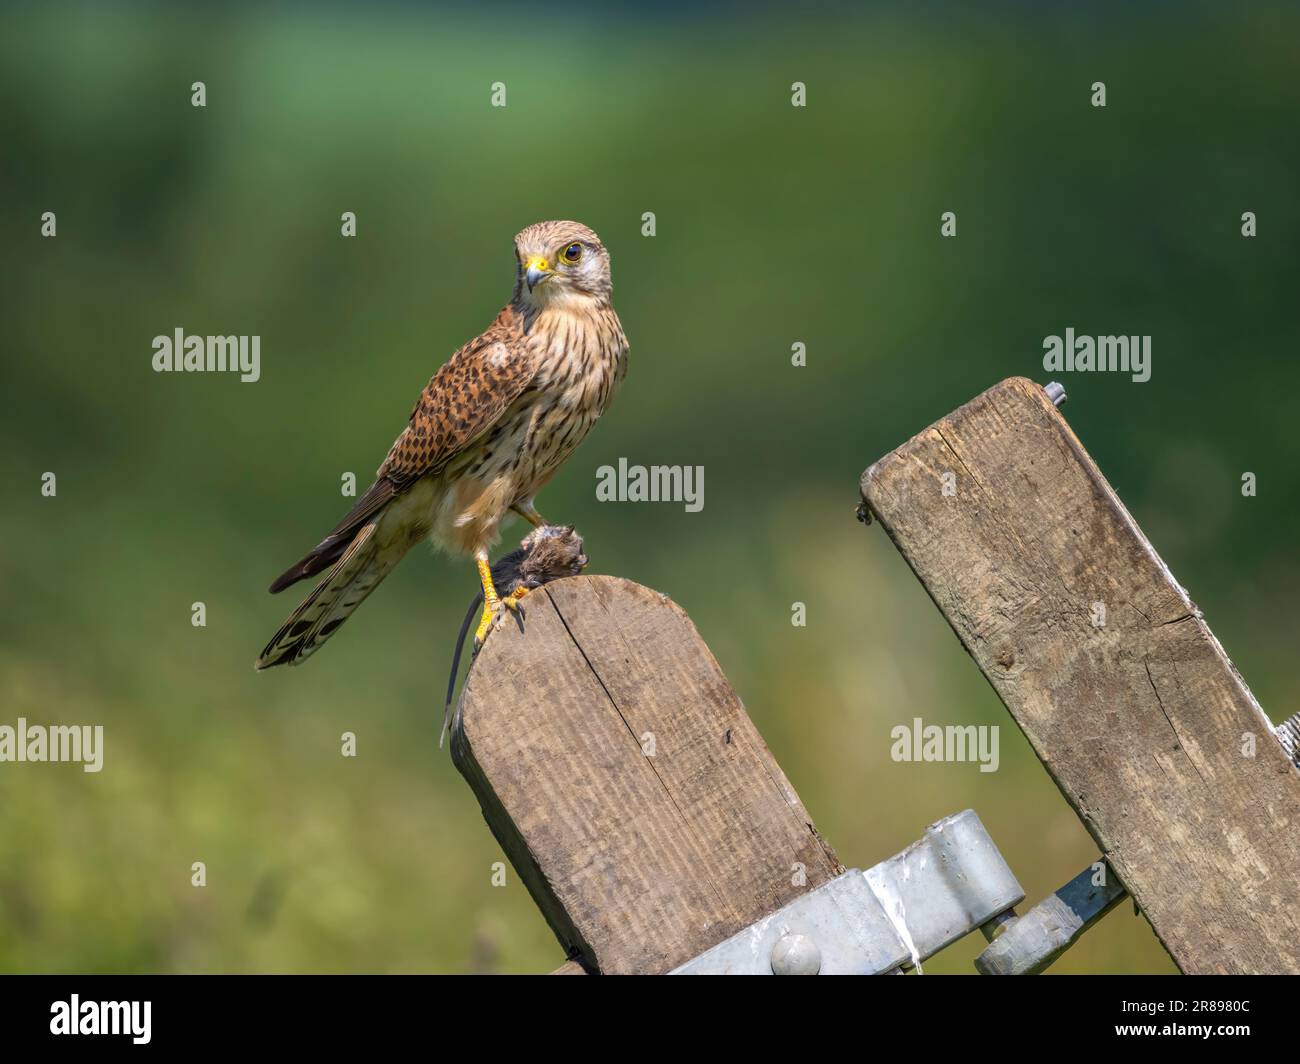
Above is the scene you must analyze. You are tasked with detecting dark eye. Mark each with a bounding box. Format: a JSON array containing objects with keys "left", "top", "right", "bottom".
[{"left": 562, "top": 242, "right": 583, "bottom": 263}]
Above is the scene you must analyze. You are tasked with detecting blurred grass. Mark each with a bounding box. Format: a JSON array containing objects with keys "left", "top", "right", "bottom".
[{"left": 1, "top": 1, "right": 1296, "bottom": 973}]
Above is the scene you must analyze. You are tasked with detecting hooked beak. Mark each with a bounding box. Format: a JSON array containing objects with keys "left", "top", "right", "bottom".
[{"left": 524, "top": 256, "right": 552, "bottom": 292}]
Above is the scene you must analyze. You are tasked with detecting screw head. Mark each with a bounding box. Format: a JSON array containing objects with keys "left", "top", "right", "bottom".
[{"left": 770, "top": 933, "right": 821, "bottom": 975}]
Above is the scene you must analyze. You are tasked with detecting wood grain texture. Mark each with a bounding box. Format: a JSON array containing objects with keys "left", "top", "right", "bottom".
[
  {"left": 451, "top": 575, "right": 842, "bottom": 974},
  {"left": 860, "top": 376, "right": 1300, "bottom": 974}
]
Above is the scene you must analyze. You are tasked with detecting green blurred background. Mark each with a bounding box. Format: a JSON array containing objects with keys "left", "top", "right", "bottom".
[{"left": 2, "top": 1, "right": 1296, "bottom": 974}]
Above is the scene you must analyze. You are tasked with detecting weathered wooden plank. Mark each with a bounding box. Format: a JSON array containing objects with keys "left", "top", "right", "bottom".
[
  {"left": 451, "top": 575, "right": 841, "bottom": 974},
  {"left": 860, "top": 376, "right": 1300, "bottom": 974}
]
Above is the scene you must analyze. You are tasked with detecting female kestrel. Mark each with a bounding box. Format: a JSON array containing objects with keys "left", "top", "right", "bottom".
[{"left": 256, "top": 220, "right": 628, "bottom": 669}]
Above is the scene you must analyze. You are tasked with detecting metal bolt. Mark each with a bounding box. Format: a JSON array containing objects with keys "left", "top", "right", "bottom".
[
  {"left": 770, "top": 933, "right": 821, "bottom": 975},
  {"left": 1044, "top": 381, "right": 1067, "bottom": 407},
  {"left": 1276, "top": 712, "right": 1300, "bottom": 769},
  {"left": 979, "top": 907, "right": 1018, "bottom": 943}
]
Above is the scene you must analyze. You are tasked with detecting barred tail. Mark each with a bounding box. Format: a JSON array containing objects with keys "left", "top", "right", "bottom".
[{"left": 255, "top": 521, "right": 402, "bottom": 669}]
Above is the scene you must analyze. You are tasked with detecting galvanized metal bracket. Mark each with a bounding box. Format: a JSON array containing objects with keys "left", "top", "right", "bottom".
[
  {"left": 672, "top": 866, "right": 911, "bottom": 975},
  {"left": 671, "top": 810, "right": 1024, "bottom": 974},
  {"left": 975, "top": 861, "right": 1127, "bottom": 975}
]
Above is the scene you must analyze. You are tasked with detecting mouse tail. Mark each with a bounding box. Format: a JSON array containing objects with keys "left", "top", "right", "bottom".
[{"left": 441, "top": 593, "right": 484, "bottom": 749}]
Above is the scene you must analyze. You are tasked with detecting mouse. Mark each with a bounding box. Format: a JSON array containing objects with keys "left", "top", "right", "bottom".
[{"left": 441, "top": 525, "right": 589, "bottom": 748}]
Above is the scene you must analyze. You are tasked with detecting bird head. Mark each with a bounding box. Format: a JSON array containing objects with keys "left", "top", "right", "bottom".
[{"left": 512, "top": 220, "right": 612, "bottom": 308}]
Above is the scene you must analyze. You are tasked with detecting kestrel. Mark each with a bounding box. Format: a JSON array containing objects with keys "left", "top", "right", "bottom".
[{"left": 256, "top": 220, "right": 628, "bottom": 669}]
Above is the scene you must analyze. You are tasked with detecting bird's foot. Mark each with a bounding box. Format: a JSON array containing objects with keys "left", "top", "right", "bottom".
[
  {"left": 472, "top": 587, "right": 531, "bottom": 650},
  {"left": 501, "top": 586, "right": 531, "bottom": 613}
]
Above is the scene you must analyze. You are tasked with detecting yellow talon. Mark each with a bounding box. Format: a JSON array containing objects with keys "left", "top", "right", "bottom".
[{"left": 473, "top": 554, "right": 534, "bottom": 648}]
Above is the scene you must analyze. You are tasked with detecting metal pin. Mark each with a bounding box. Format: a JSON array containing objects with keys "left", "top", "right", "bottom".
[
  {"left": 770, "top": 933, "right": 821, "bottom": 975},
  {"left": 979, "top": 907, "right": 1018, "bottom": 943},
  {"left": 1276, "top": 712, "right": 1300, "bottom": 769}
]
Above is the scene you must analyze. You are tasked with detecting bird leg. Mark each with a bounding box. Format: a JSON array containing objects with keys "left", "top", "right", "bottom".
[
  {"left": 473, "top": 551, "right": 501, "bottom": 646},
  {"left": 472, "top": 550, "right": 529, "bottom": 647}
]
